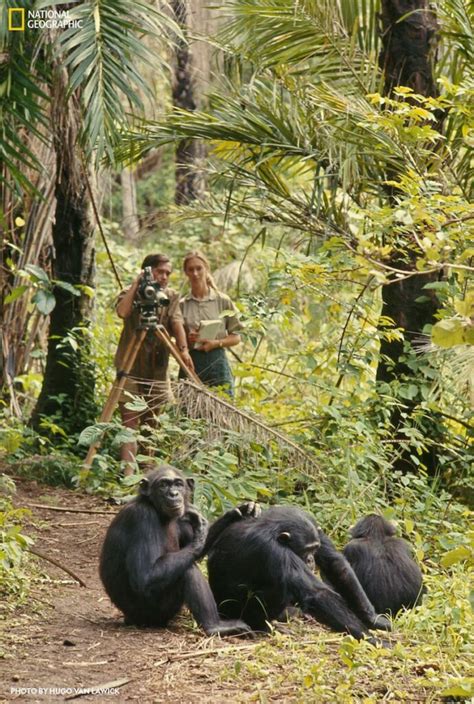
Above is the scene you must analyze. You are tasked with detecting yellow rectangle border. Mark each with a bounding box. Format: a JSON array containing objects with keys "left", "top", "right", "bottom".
[{"left": 8, "top": 8, "right": 26, "bottom": 31}]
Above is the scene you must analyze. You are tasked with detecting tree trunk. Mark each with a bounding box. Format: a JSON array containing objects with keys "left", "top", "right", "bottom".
[
  {"left": 30, "top": 69, "right": 97, "bottom": 435},
  {"left": 121, "top": 168, "right": 140, "bottom": 241},
  {"left": 1, "top": 134, "right": 56, "bottom": 416},
  {"left": 376, "top": 0, "right": 442, "bottom": 473},
  {"left": 171, "top": 0, "right": 204, "bottom": 204}
]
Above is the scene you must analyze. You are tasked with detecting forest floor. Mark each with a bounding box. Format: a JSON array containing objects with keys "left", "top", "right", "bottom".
[{"left": 0, "top": 475, "right": 449, "bottom": 703}]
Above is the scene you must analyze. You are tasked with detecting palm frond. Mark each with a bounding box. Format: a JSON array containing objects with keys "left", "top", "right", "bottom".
[
  {"left": 46, "top": 0, "right": 181, "bottom": 164},
  {"left": 115, "top": 0, "right": 470, "bottom": 252},
  {"left": 337, "top": 0, "right": 381, "bottom": 56},
  {"left": 436, "top": 0, "right": 474, "bottom": 79},
  {"left": 116, "top": 74, "right": 427, "bottom": 201},
  {"left": 174, "top": 380, "right": 322, "bottom": 476},
  {"left": 0, "top": 1, "right": 51, "bottom": 194},
  {"left": 212, "top": 0, "right": 381, "bottom": 93}
]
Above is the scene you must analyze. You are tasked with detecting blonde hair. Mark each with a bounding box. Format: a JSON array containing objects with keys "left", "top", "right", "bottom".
[{"left": 182, "top": 250, "right": 217, "bottom": 290}]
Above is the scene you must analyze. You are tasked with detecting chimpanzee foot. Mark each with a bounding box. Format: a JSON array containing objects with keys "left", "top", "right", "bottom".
[
  {"left": 276, "top": 606, "right": 303, "bottom": 622},
  {"left": 371, "top": 614, "right": 392, "bottom": 631},
  {"left": 366, "top": 635, "right": 393, "bottom": 648},
  {"left": 205, "top": 619, "right": 252, "bottom": 636}
]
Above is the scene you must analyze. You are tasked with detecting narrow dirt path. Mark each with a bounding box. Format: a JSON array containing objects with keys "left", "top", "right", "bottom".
[
  {"left": 0, "top": 478, "right": 268, "bottom": 703},
  {"left": 0, "top": 476, "right": 439, "bottom": 704}
]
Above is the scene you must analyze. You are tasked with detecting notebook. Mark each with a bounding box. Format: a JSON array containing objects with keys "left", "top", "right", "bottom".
[{"left": 196, "top": 319, "right": 224, "bottom": 341}]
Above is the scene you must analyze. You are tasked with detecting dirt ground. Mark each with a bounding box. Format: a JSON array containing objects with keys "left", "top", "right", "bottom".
[
  {"left": 0, "top": 477, "right": 328, "bottom": 704},
  {"left": 3, "top": 476, "right": 444, "bottom": 704}
]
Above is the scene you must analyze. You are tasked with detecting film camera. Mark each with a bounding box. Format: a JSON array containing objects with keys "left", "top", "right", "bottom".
[{"left": 135, "top": 266, "right": 170, "bottom": 327}]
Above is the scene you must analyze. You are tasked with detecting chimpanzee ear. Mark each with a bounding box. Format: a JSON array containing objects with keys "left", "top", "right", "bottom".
[
  {"left": 278, "top": 531, "right": 291, "bottom": 544},
  {"left": 139, "top": 477, "right": 150, "bottom": 496},
  {"left": 186, "top": 477, "right": 195, "bottom": 500}
]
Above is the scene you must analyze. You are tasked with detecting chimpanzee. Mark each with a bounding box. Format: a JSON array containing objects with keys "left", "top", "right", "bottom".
[
  {"left": 99, "top": 465, "right": 250, "bottom": 635},
  {"left": 204, "top": 505, "right": 392, "bottom": 639},
  {"left": 342, "top": 514, "right": 425, "bottom": 615}
]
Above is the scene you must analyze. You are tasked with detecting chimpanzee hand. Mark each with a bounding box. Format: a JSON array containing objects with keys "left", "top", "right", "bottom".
[
  {"left": 199, "top": 502, "right": 262, "bottom": 559},
  {"left": 371, "top": 613, "right": 392, "bottom": 632},
  {"left": 185, "top": 507, "right": 209, "bottom": 550},
  {"left": 234, "top": 502, "right": 261, "bottom": 519}
]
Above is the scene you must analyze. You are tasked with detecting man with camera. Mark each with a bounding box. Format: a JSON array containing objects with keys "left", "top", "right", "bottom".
[{"left": 114, "top": 253, "right": 193, "bottom": 474}]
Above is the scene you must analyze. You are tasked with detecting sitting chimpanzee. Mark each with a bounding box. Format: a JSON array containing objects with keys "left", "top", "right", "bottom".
[
  {"left": 99, "top": 464, "right": 251, "bottom": 635},
  {"left": 204, "top": 505, "right": 391, "bottom": 639},
  {"left": 342, "top": 514, "right": 425, "bottom": 615}
]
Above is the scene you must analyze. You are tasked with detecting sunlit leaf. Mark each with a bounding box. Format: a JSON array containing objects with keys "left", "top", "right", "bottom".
[
  {"left": 440, "top": 545, "right": 472, "bottom": 568},
  {"left": 32, "top": 290, "right": 56, "bottom": 315}
]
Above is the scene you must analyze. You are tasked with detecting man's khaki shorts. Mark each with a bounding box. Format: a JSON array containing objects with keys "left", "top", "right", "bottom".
[{"left": 116, "top": 374, "right": 173, "bottom": 409}]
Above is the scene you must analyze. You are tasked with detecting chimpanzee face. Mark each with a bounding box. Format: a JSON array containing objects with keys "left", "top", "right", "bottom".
[
  {"left": 277, "top": 519, "right": 320, "bottom": 564},
  {"left": 140, "top": 466, "right": 194, "bottom": 519}
]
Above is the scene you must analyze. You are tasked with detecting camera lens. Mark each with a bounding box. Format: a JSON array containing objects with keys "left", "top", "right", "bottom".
[{"left": 143, "top": 284, "right": 157, "bottom": 300}]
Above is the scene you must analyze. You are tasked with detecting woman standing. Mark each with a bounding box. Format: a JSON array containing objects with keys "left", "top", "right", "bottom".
[{"left": 179, "top": 251, "right": 242, "bottom": 394}]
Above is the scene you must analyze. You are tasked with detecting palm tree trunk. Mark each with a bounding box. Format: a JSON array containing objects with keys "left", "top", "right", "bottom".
[
  {"left": 30, "top": 69, "right": 97, "bottom": 434},
  {"left": 171, "top": 0, "right": 204, "bottom": 204},
  {"left": 376, "top": 0, "right": 442, "bottom": 473},
  {"left": 121, "top": 168, "right": 140, "bottom": 241}
]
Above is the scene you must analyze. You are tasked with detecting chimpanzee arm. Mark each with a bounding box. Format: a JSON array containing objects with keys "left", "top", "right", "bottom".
[
  {"left": 284, "top": 554, "right": 369, "bottom": 640},
  {"left": 126, "top": 508, "right": 207, "bottom": 595},
  {"left": 178, "top": 506, "right": 201, "bottom": 548},
  {"left": 200, "top": 502, "right": 260, "bottom": 556},
  {"left": 315, "top": 530, "right": 391, "bottom": 631}
]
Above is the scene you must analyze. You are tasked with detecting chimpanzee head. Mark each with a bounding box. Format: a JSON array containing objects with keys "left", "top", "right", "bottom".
[
  {"left": 267, "top": 507, "right": 320, "bottom": 565},
  {"left": 139, "top": 465, "right": 194, "bottom": 519},
  {"left": 349, "top": 514, "right": 397, "bottom": 540}
]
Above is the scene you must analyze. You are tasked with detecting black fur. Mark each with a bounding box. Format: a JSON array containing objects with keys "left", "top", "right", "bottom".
[
  {"left": 343, "top": 514, "right": 425, "bottom": 615},
  {"left": 206, "top": 506, "right": 391, "bottom": 638},
  {"left": 99, "top": 465, "right": 250, "bottom": 635}
]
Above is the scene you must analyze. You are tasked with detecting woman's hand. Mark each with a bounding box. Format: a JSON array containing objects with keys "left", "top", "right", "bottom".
[
  {"left": 198, "top": 339, "right": 220, "bottom": 353},
  {"left": 188, "top": 329, "right": 199, "bottom": 345}
]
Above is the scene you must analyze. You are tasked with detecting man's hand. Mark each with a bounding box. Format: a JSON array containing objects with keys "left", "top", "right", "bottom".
[
  {"left": 116, "top": 271, "right": 144, "bottom": 319},
  {"left": 181, "top": 350, "right": 195, "bottom": 371}
]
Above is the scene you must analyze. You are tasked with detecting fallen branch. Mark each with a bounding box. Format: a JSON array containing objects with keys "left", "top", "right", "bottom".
[
  {"left": 53, "top": 521, "right": 102, "bottom": 527},
  {"left": 28, "top": 547, "right": 88, "bottom": 588},
  {"left": 62, "top": 660, "right": 108, "bottom": 667},
  {"left": 154, "top": 641, "right": 258, "bottom": 665},
  {"left": 25, "top": 503, "right": 116, "bottom": 515}
]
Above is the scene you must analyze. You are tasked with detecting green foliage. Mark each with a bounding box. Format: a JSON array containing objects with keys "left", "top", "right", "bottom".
[
  {"left": 432, "top": 319, "right": 474, "bottom": 347},
  {"left": 4, "top": 263, "right": 82, "bottom": 316},
  {"left": 33, "top": 326, "right": 100, "bottom": 437},
  {"left": 1, "top": 0, "right": 179, "bottom": 178},
  {"left": 112, "top": 5, "right": 473, "bottom": 498},
  {"left": 50, "top": 0, "right": 180, "bottom": 164},
  {"left": 0, "top": 401, "right": 84, "bottom": 487},
  {"left": 2, "top": 0, "right": 473, "bottom": 697},
  {"left": 0, "top": 475, "right": 33, "bottom": 599},
  {"left": 0, "top": 0, "right": 51, "bottom": 194}
]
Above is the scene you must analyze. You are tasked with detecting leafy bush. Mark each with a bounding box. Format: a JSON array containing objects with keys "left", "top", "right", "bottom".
[{"left": 0, "top": 475, "right": 33, "bottom": 600}]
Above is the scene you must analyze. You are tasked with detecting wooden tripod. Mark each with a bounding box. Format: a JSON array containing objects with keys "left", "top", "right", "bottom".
[{"left": 83, "top": 323, "right": 201, "bottom": 470}]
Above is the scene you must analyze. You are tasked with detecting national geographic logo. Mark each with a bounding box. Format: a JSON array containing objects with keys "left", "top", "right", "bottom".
[
  {"left": 8, "top": 8, "right": 25, "bottom": 31},
  {"left": 7, "top": 8, "right": 83, "bottom": 31}
]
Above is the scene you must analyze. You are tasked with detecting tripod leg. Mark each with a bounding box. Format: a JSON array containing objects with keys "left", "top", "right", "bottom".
[
  {"left": 83, "top": 329, "right": 148, "bottom": 470},
  {"left": 100, "top": 328, "right": 148, "bottom": 423},
  {"left": 153, "top": 327, "right": 202, "bottom": 385}
]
